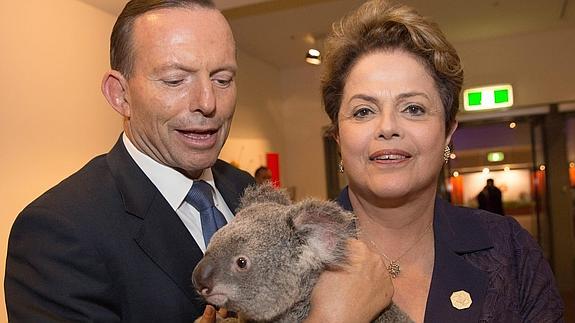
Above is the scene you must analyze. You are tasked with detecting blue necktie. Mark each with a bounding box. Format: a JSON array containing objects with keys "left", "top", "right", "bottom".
[{"left": 185, "top": 180, "right": 227, "bottom": 246}]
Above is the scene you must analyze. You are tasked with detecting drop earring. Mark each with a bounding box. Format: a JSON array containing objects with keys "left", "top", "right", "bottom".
[
  {"left": 443, "top": 145, "right": 451, "bottom": 163},
  {"left": 338, "top": 160, "right": 345, "bottom": 173}
]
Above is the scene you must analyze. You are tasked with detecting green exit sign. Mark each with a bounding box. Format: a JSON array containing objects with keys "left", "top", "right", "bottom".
[
  {"left": 463, "top": 84, "right": 513, "bottom": 111},
  {"left": 487, "top": 151, "right": 505, "bottom": 162}
]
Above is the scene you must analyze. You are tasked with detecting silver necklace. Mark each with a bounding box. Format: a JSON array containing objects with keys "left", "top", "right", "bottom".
[{"left": 361, "top": 220, "right": 432, "bottom": 279}]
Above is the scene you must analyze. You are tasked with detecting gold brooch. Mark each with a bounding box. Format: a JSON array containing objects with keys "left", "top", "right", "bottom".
[{"left": 450, "top": 290, "right": 472, "bottom": 310}]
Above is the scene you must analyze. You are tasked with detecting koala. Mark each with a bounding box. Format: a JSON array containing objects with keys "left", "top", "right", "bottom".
[{"left": 192, "top": 183, "right": 412, "bottom": 323}]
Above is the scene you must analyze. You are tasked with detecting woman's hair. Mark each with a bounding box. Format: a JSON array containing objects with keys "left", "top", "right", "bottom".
[{"left": 321, "top": 0, "right": 463, "bottom": 137}]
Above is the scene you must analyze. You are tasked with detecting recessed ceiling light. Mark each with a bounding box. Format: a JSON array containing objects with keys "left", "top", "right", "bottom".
[{"left": 305, "top": 49, "right": 321, "bottom": 65}]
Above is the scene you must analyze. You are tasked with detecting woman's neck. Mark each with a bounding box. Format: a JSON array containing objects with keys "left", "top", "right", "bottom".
[
  {"left": 347, "top": 186, "right": 437, "bottom": 322},
  {"left": 349, "top": 186, "right": 436, "bottom": 259},
  {"left": 348, "top": 185, "right": 436, "bottom": 228}
]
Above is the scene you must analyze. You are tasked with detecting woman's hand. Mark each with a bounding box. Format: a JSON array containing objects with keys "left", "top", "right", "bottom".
[{"left": 305, "top": 239, "right": 394, "bottom": 323}]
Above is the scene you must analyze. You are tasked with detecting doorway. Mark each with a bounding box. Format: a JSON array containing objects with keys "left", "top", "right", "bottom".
[{"left": 445, "top": 118, "right": 550, "bottom": 253}]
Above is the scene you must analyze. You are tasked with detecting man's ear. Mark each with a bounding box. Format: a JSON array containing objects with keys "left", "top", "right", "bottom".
[{"left": 101, "top": 70, "right": 131, "bottom": 117}]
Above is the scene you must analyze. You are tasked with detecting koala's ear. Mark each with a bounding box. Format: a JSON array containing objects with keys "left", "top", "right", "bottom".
[
  {"left": 239, "top": 182, "right": 291, "bottom": 210},
  {"left": 291, "top": 200, "right": 356, "bottom": 266}
]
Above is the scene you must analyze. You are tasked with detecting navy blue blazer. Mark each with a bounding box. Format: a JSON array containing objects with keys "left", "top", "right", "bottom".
[
  {"left": 5, "top": 136, "right": 254, "bottom": 322},
  {"left": 337, "top": 187, "right": 564, "bottom": 322}
]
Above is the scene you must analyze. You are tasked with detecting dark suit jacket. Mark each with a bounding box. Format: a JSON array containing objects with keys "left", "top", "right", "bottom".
[
  {"left": 338, "top": 187, "right": 564, "bottom": 322},
  {"left": 5, "top": 136, "right": 254, "bottom": 322}
]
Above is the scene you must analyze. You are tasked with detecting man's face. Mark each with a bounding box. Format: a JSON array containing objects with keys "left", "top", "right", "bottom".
[{"left": 122, "top": 7, "right": 237, "bottom": 178}]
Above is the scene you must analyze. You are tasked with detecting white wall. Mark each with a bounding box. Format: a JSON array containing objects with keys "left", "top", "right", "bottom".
[
  {"left": 220, "top": 49, "right": 285, "bottom": 178},
  {"left": 278, "top": 66, "right": 331, "bottom": 200},
  {"left": 457, "top": 27, "right": 575, "bottom": 107},
  {"left": 0, "top": 1, "right": 119, "bottom": 320}
]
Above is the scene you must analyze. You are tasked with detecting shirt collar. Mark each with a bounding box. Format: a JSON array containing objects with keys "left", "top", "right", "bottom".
[{"left": 122, "top": 133, "right": 216, "bottom": 211}]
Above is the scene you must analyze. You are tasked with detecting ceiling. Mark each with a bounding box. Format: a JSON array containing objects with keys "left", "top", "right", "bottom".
[{"left": 79, "top": 0, "right": 575, "bottom": 68}]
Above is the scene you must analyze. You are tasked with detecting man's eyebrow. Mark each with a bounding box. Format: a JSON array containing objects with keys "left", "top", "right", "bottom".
[
  {"left": 211, "top": 65, "right": 237, "bottom": 76},
  {"left": 152, "top": 64, "right": 237, "bottom": 76},
  {"left": 152, "top": 63, "right": 195, "bottom": 74}
]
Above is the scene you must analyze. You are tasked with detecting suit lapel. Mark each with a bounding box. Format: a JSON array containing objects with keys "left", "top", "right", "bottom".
[
  {"left": 424, "top": 198, "right": 491, "bottom": 322},
  {"left": 106, "top": 137, "right": 203, "bottom": 302},
  {"left": 212, "top": 160, "right": 243, "bottom": 213},
  {"left": 134, "top": 196, "right": 204, "bottom": 301}
]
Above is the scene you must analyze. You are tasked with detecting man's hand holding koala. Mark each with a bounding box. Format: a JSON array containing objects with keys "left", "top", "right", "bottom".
[{"left": 192, "top": 183, "right": 410, "bottom": 323}]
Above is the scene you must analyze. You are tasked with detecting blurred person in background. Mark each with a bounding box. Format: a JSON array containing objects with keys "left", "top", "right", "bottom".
[
  {"left": 254, "top": 166, "right": 273, "bottom": 185},
  {"left": 477, "top": 178, "right": 505, "bottom": 215}
]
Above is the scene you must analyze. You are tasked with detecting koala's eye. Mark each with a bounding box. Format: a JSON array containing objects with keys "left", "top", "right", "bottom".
[
  {"left": 236, "top": 257, "right": 247, "bottom": 268},
  {"left": 234, "top": 256, "right": 250, "bottom": 271}
]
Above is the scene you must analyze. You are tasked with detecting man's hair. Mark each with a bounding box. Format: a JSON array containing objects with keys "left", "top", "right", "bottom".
[
  {"left": 321, "top": 0, "right": 463, "bottom": 138},
  {"left": 110, "top": 0, "right": 216, "bottom": 78}
]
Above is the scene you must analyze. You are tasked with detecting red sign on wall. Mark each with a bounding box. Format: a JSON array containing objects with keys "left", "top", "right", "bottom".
[{"left": 266, "top": 153, "right": 280, "bottom": 187}]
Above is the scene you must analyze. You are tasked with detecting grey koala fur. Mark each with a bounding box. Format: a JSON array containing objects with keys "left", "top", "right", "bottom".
[{"left": 192, "top": 183, "right": 412, "bottom": 323}]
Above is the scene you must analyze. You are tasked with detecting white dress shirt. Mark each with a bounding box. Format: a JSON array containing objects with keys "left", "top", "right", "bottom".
[{"left": 122, "top": 134, "right": 234, "bottom": 252}]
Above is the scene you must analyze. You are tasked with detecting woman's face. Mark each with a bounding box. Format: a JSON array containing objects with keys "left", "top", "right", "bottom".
[{"left": 337, "top": 50, "right": 456, "bottom": 203}]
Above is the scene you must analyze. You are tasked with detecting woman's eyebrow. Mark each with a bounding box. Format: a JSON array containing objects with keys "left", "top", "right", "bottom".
[
  {"left": 396, "top": 91, "right": 430, "bottom": 101},
  {"left": 348, "top": 93, "right": 378, "bottom": 104}
]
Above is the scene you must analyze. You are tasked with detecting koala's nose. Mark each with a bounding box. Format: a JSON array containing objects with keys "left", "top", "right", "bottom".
[{"left": 192, "top": 260, "right": 215, "bottom": 295}]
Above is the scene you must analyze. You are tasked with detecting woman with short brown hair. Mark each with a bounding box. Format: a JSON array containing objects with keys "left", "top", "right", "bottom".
[{"left": 311, "top": 0, "right": 564, "bottom": 321}]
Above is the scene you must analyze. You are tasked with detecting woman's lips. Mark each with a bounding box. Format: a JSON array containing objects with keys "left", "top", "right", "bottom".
[{"left": 369, "top": 149, "right": 412, "bottom": 162}]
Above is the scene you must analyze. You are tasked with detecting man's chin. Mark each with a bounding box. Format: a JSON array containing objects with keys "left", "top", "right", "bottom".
[{"left": 177, "top": 155, "right": 220, "bottom": 178}]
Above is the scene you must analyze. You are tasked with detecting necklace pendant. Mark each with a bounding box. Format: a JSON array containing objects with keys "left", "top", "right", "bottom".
[{"left": 387, "top": 261, "right": 401, "bottom": 278}]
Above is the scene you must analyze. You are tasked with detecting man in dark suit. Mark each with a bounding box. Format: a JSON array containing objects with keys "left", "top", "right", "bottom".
[{"left": 5, "top": 1, "right": 254, "bottom": 321}]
